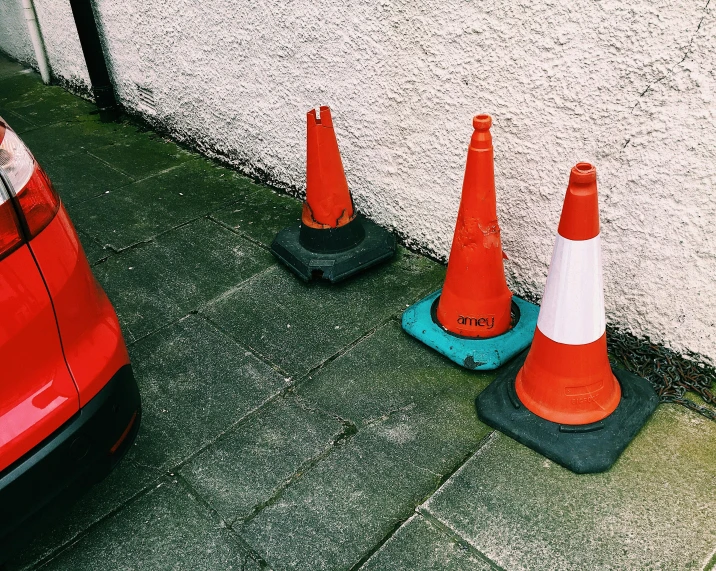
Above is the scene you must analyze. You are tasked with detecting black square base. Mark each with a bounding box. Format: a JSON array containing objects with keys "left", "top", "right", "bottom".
[
  {"left": 476, "top": 351, "right": 659, "bottom": 474},
  {"left": 270, "top": 214, "right": 396, "bottom": 283}
]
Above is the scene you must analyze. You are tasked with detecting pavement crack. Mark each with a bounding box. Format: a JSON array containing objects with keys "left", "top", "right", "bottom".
[
  {"left": 398, "top": 456, "right": 441, "bottom": 479},
  {"left": 236, "top": 418, "right": 357, "bottom": 526},
  {"left": 201, "top": 265, "right": 276, "bottom": 308},
  {"left": 128, "top": 457, "right": 160, "bottom": 472},
  {"left": 196, "top": 310, "right": 291, "bottom": 379},
  {"left": 361, "top": 402, "right": 418, "bottom": 428},
  {"left": 293, "top": 317, "right": 390, "bottom": 385},
  {"left": 290, "top": 394, "right": 359, "bottom": 439}
]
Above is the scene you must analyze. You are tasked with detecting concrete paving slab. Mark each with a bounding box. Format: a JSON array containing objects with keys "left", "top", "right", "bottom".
[
  {"left": 89, "top": 127, "right": 193, "bottom": 180},
  {"left": 0, "top": 70, "right": 96, "bottom": 127},
  {"left": 18, "top": 118, "right": 127, "bottom": 162},
  {"left": 77, "top": 229, "right": 113, "bottom": 266},
  {"left": 210, "top": 187, "right": 302, "bottom": 247},
  {"left": 44, "top": 150, "right": 133, "bottom": 206},
  {"left": 181, "top": 396, "right": 345, "bottom": 523},
  {"left": 3, "top": 86, "right": 96, "bottom": 127},
  {"left": 0, "top": 72, "right": 51, "bottom": 107},
  {"left": 203, "top": 248, "right": 445, "bottom": 378},
  {"left": 5, "top": 446, "right": 159, "bottom": 571},
  {"left": 360, "top": 514, "right": 492, "bottom": 571},
  {"left": 92, "top": 217, "right": 273, "bottom": 342},
  {"left": 0, "top": 58, "right": 26, "bottom": 80},
  {"left": 38, "top": 478, "right": 263, "bottom": 571},
  {"left": 298, "top": 320, "right": 494, "bottom": 426},
  {"left": 128, "top": 315, "right": 289, "bottom": 470},
  {"left": 423, "top": 405, "right": 716, "bottom": 571},
  {"left": 239, "top": 396, "right": 491, "bottom": 571},
  {"left": 5, "top": 52, "right": 715, "bottom": 571},
  {"left": 70, "top": 157, "right": 256, "bottom": 250},
  {"left": 238, "top": 320, "right": 491, "bottom": 571},
  {"left": 0, "top": 107, "right": 36, "bottom": 133}
]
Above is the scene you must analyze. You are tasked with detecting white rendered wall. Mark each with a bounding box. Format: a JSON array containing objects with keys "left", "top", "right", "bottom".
[
  {"left": 13, "top": 0, "right": 716, "bottom": 360},
  {"left": 0, "top": 0, "right": 90, "bottom": 93},
  {"left": 0, "top": 0, "right": 37, "bottom": 65}
]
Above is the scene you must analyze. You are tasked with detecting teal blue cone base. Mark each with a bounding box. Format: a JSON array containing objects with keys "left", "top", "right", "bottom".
[{"left": 401, "top": 290, "right": 539, "bottom": 371}]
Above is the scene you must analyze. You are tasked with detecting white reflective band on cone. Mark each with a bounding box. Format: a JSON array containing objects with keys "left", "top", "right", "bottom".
[{"left": 537, "top": 233, "right": 606, "bottom": 345}]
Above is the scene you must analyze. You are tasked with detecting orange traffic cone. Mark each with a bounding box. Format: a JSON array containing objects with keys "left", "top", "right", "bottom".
[
  {"left": 402, "top": 115, "right": 539, "bottom": 370},
  {"left": 477, "top": 162, "right": 658, "bottom": 473},
  {"left": 302, "top": 107, "right": 355, "bottom": 229},
  {"left": 271, "top": 106, "right": 395, "bottom": 283},
  {"left": 436, "top": 115, "right": 513, "bottom": 339}
]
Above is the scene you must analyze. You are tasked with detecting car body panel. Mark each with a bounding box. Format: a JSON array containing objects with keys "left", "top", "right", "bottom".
[
  {"left": 0, "top": 244, "right": 79, "bottom": 473},
  {"left": 29, "top": 205, "right": 130, "bottom": 406}
]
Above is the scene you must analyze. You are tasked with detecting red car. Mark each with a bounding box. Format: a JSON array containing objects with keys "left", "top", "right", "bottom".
[{"left": 0, "top": 118, "right": 141, "bottom": 560}]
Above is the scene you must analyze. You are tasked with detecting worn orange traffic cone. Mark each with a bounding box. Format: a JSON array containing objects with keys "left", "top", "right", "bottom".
[
  {"left": 402, "top": 115, "right": 539, "bottom": 370},
  {"left": 477, "top": 162, "right": 658, "bottom": 473},
  {"left": 436, "top": 115, "right": 513, "bottom": 338},
  {"left": 271, "top": 106, "right": 395, "bottom": 282},
  {"left": 302, "top": 107, "right": 355, "bottom": 229}
]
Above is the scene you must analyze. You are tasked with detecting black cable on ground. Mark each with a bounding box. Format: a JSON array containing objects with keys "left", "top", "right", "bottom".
[{"left": 607, "top": 325, "right": 716, "bottom": 421}]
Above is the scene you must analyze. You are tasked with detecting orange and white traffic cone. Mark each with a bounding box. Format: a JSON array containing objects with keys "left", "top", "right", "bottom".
[
  {"left": 516, "top": 162, "right": 621, "bottom": 425},
  {"left": 477, "top": 162, "right": 658, "bottom": 473},
  {"left": 402, "top": 115, "right": 539, "bottom": 370},
  {"left": 271, "top": 106, "right": 395, "bottom": 283}
]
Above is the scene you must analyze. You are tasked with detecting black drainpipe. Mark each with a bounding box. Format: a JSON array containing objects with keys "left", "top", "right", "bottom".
[{"left": 68, "top": 0, "right": 119, "bottom": 121}]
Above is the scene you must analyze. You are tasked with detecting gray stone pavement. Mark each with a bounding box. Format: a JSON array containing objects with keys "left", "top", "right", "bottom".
[{"left": 2, "top": 54, "right": 715, "bottom": 571}]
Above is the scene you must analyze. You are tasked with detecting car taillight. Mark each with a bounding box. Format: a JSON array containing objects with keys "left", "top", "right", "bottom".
[
  {"left": 17, "top": 164, "right": 61, "bottom": 237},
  {"left": 0, "top": 120, "right": 34, "bottom": 191},
  {"left": 0, "top": 119, "right": 61, "bottom": 244},
  {"left": 0, "top": 122, "right": 24, "bottom": 260},
  {"left": 0, "top": 200, "right": 23, "bottom": 260}
]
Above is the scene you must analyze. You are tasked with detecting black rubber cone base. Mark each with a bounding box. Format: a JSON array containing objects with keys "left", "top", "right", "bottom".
[
  {"left": 476, "top": 350, "right": 659, "bottom": 474},
  {"left": 270, "top": 214, "right": 396, "bottom": 283}
]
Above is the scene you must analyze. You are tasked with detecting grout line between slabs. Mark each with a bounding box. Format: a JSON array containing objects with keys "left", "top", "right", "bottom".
[
  {"left": 236, "top": 417, "right": 357, "bottom": 526},
  {"left": 207, "top": 214, "right": 275, "bottom": 252},
  {"left": 348, "top": 429, "right": 499, "bottom": 571},
  {"left": 417, "top": 511, "right": 506, "bottom": 571},
  {"left": 703, "top": 545, "right": 716, "bottom": 571},
  {"left": 84, "top": 152, "right": 185, "bottom": 182},
  {"left": 172, "top": 474, "right": 271, "bottom": 569},
  {"left": 81, "top": 199, "right": 256, "bottom": 262}
]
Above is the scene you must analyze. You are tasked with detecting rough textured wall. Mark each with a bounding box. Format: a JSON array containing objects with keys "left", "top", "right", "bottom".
[
  {"left": 0, "top": 0, "right": 36, "bottom": 65},
  {"left": 30, "top": 0, "right": 716, "bottom": 360},
  {"left": 32, "top": 0, "right": 91, "bottom": 94}
]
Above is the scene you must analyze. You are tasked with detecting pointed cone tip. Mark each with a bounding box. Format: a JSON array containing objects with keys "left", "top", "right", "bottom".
[{"left": 558, "top": 162, "right": 600, "bottom": 241}]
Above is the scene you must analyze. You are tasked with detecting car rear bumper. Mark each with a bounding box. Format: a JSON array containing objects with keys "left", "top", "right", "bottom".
[{"left": 0, "top": 364, "right": 141, "bottom": 561}]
